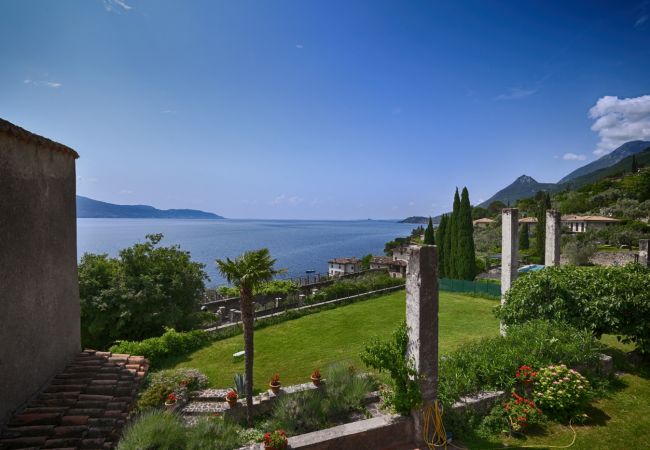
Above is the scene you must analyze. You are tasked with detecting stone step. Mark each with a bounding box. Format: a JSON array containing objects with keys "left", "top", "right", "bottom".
[
  {"left": 181, "top": 401, "right": 229, "bottom": 416},
  {"left": 192, "top": 389, "right": 229, "bottom": 401}
]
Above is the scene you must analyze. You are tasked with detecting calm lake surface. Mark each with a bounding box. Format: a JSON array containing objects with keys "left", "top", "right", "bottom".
[{"left": 77, "top": 219, "right": 415, "bottom": 286}]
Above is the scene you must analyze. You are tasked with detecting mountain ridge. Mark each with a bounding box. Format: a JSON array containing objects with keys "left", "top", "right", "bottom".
[{"left": 76, "top": 195, "right": 224, "bottom": 219}]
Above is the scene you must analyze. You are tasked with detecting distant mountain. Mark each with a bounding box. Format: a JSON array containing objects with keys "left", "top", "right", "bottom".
[
  {"left": 558, "top": 140, "right": 650, "bottom": 183},
  {"left": 478, "top": 175, "right": 555, "bottom": 208},
  {"left": 76, "top": 196, "right": 224, "bottom": 219},
  {"left": 559, "top": 147, "right": 650, "bottom": 190},
  {"left": 400, "top": 216, "right": 429, "bottom": 224}
]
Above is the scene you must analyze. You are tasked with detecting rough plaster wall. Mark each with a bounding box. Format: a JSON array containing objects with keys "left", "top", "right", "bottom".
[{"left": 0, "top": 134, "right": 80, "bottom": 425}]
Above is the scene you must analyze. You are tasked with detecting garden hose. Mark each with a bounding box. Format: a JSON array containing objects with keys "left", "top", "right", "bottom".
[{"left": 422, "top": 400, "right": 577, "bottom": 450}]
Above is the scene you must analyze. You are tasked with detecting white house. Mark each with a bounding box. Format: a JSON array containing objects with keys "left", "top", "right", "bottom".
[
  {"left": 328, "top": 257, "right": 362, "bottom": 276},
  {"left": 561, "top": 215, "right": 620, "bottom": 233}
]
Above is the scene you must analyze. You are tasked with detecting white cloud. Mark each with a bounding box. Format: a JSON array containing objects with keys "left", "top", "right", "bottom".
[
  {"left": 295, "top": 44, "right": 304, "bottom": 49},
  {"left": 103, "top": 0, "right": 132, "bottom": 13},
  {"left": 161, "top": 109, "right": 177, "bottom": 114},
  {"left": 562, "top": 153, "right": 587, "bottom": 161},
  {"left": 408, "top": 201, "right": 415, "bottom": 206},
  {"left": 635, "top": 15, "right": 648, "bottom": 27},
  {"left": 589, "top": 94, "right": 650, "bottom": 156},
  {"left": 24, "top": 79, "right": 62, "bottom": 88},
  {"left": 392, "top": 106, "right": 403, "bottom": 115},
  {"left": 496, "top": 87, "right": 537, "bottom": 101},
  {"left": 269, "top": 194, "right": 303, "bottom": 206},
  {"left": 119, "top": 189, "right": 134, "bottom": 195}
]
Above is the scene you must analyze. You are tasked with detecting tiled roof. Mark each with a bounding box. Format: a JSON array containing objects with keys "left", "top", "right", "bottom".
[
  {"left": 371, "top": 256, "right": 407, "bottom": 267},
  {"left": 0, "top": 350, "right": 148, "bottom": 449},
  {"left": 518, "top": 217, "right": 538, "bottom": 223},
  {"left": 561, "top": 215, "right": 620, "bottom": 222},
  {"left": 473, "top": 218, "right": 496, "bottom": 224},
  {"left": 0, "top": 118, "right": 79, "bottom": 159},
  {"left": 328, "top": 257, "right": 360, "bottom": 264}
]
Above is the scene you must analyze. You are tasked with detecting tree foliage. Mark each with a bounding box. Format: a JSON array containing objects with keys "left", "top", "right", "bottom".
[
  {"left": 497, "top": 264, "right": 650, "bottom": 354},
  {"left": 436, "top": 215, "right": 449, "bottom": 278},
  {"left": 455, "top": 187, "right": 476, "bottom": 280},
  {"left": 79, "top": 234, "right": 208, "bottom": 349},
  {"left": 424, "top": 217, "right": 435, "bottom": 245},
  {"left": 518, "top": 223, "right": 530, "bottom": 250}
]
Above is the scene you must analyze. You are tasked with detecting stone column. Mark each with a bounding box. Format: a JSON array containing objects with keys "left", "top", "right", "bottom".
[
  {"left": 640, "top": 239, "right": 649, "bottom": 267},
  {"left": 501, "top": 209, "right": 518, "bottom": 336},
  {"left": 406, "top": 245, "right": 438, "bottom": 445},
  {"left": 545, "top": 209, "right": 561, "bottom": 267}
]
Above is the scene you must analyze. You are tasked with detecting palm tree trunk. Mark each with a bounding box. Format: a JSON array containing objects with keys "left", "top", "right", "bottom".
[{"left": 240, "top": 286, "right": 255, "bottom": 427}]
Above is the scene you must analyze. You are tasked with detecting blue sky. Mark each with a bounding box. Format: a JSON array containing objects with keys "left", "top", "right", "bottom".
[{"left": 1, "top": 0, "right": 649, "bottom": 219}]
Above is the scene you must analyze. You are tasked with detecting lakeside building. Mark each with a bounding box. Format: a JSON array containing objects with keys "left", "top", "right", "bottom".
[
  {"left": 561, "top": 215, "right": 620, "bottom": 233},
  {"left": 473, "top": 217, "right": 496, "bottom": 228},
  {"left": 370, "top": 256, "right": 407, "bottom": 278},
  {"left": 328, "top": 257, "right": 362, "bottom": 276}
]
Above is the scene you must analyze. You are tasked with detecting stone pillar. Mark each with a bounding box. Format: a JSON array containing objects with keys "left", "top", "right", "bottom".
[
  {"left": 545, "top": 209, "right": 561, "bottom": 267},
  {"left": 501, "top": 209, "right": 518, "bottom": 336},
  {"left": 406, "top": 245, "right": 438, "bottom": 445},
  {"left": 640, "top": 239, "right": 649, "bottom": 267}
]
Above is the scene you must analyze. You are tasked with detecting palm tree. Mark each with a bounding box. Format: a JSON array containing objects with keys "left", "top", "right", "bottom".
[{"left": 216, "top": 248, "right": 283, "bottom": 427}]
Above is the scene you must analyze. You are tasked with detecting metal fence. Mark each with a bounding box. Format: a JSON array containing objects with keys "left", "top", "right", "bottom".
[{"left": 439, "top": 277, "right": 501, "bottom": 298}]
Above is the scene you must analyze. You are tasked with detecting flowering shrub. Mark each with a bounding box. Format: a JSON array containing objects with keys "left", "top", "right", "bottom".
[
  {"left": 270, "top": 373, "right": 281, "bottom": 386},
  {"left": 533, "top": 364, "right": 591, "bottom": 420},
  {"left": 515, "top": 365, "right": 537, "bottom": 385},
  {"left": 166, "top": 393, "right": 177, "bottom": 404},
  {"left": 263, "top": 430, "right": 288, "bottom": 449},
  {"left": 137, "top": 368, "right": 209, "bottom": 410},
  {"left": 503, "top": 392, "right": 543, "bottom": 432},
  {"left": 311, "top": 368, "right": 321, "bottom": 379}
]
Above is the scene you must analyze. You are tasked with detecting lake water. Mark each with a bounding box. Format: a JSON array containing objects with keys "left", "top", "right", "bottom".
[{"left": 77, "top": 219, "right": 416, "bottom": 286}]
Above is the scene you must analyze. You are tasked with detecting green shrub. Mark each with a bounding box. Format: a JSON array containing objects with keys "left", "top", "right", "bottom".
[
  {"left": 360, "top": 322, "right": 421, "bottom": 415},
  {"left": 110, "top": 328, "right": 211, "bottom": 366},
  {"left": 138, "top": 368, "right": 208, "bottom": 410},
  {"left": 533, "top": 364, "right": 591, "bottom": 421},
  {"left": 269, "top": 389, "right": 326, "bottom": 434},
  {"left": 497, "top": 264, "right": 650, "bottom": 353},
  {"left": 310, "top": 272, "right": 404, "bottom": 303},
  {"left": 80, "top": 234, "right": 208, "bottom": 349},
  {"left": 323, "top": 364, "right": 371, "bottom": 420},
  {"left": 117, "top": 411, "right": 186, "bottom": 450},
  {"left": 185, "top": 417, "right": 246, "bottom": 450},
  {"left": 437, "top": 320, "right": 599, "bottom": 406}
]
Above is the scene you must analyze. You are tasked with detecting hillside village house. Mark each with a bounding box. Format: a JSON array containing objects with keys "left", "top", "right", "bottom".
[
  {"left": 561, "top": 215, "right": 620, "bottom": 233},
  {"left": 370, "top": 256, "right": 407, "bottom": 278},
  {"left": 328, "top": 257, "right": 362, "bottom": 276},
  {"left": 391, "top": 245, "right": 410, "bottom": 262},
  {"left": 473, "top": 217, "right": 496, "bottom": 228}
]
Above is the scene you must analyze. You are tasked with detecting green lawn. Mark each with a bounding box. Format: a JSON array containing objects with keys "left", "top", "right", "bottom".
[{"left": 160, "top": 290, "right": 500, "bottom": 389}]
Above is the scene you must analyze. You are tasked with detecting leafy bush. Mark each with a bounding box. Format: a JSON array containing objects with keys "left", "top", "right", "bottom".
[
  {"left": 110, "top": 328, "right": 211, "bottom": 365},
  {"left": 80, "top": 234, "right": 208, "bottom": 348},
  {"left": 533, "top": 364, "right": 591, "bottom": 420},
  {"left": 437, "top": 320, "right": 599, "bottom": 406},
  {"left": 117, "top": 411, "right": 186, "bottom": 450},
  {"left": 185, "top": 417, "right": 247, "bottom": 450},
  {"left": 360, "top": 322, "right": 421, "bottom": 415},
  {"left": 497, "top": 264, "right": 650, "bottom": 353},
  {"left": 269, "top": 389, "right": 326, "bottom": 434},
  {"left": 323, "top": 364, "right": 371, "bottom": 420},
  {"left": 138, "top": 368, "right": 208, "bottom": 410},
  {"left": 310, "top": 272, "right": 404, "bottom": 303},
  {"left": 563, "top": 239, "right": 597, "bottom": 266}
]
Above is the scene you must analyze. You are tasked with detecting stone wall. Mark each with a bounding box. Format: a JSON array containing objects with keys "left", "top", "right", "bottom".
[{"left": 0, "top": 119, "right": 80, "bottom": 425}]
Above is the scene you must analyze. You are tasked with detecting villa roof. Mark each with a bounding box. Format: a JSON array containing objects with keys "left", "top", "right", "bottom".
[
  {"left": 473, "top": 218, "right": 496, "bottom": 224},
  {"left": 371, "top": 256, "right": 407, "bottom": 266},
  {"left": 328, "top": 257, "right": 360, "bottom": 264},
  {"left": 0, "top": 118, "right": 79, "bottom": 159},
  {"left": 518, "top": 217, "right": 538, "bottom": 223},
  {"left": 561, "top": 215, "right": 620, "bottom": 222}
]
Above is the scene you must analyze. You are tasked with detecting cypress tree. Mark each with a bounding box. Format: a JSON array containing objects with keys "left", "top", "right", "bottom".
[
  {"left": 632, "top": 155, "right": 639, "bottom": 173},
  {"left": 424, "top": 217, "right": 435, "bottom": 245},
  {"left": 447, "top": 189, "right": 461, "bottom": 278},
  {"left": 519, "top": 223, "right": 530, "bottom": 250},
  {"left": 436, "top": 215, "right": 448, "bottom": 278},
  {"left": 534, "top": 192, "right": 551, "bottom": 263},
  {"left": 455, "top": 187, "right": 476, "bottom": 280}
]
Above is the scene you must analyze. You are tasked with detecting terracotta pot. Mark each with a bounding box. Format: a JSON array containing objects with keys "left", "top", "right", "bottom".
[
  {"left": 264, "top": 445, "right": 287, "bottom": 450},
  {"left": 227, "top": 398, "right": 238, "bottom": 407},
  {"left": 269, "top": 383, "right": 281, "bottom": 394},
  {"left": 164, "top": 401, "right": 176, "bottom": 411},
  {"left": 311, "top": 376, "right": 322, "bottom": 386}
]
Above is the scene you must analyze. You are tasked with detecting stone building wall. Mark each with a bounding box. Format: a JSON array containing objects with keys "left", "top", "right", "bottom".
[{"left": 0, "top": 119, "right": 80, "bottom": 425}]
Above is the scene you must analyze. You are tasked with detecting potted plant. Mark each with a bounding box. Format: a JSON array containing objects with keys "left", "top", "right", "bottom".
[
  {"left": 263, "top": 429, "right": 288, "bottom": 450},
  {"left": 269, "top": 373, "right": 281, "bottom": 394},
  {"left": 310, "top": 368, "right": 322, "bottom": 387},
  {"left": 226, "top": 389, "right": 238, "bottom": 407},
  {"left": 164, "top": 392, "right": 177, "bottom": 410}
]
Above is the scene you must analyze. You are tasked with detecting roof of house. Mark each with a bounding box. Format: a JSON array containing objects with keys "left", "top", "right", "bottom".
[
  {"left": 0, "top": 118, "right": 79, "bottom": 159},
  {"left": 371, "top": 256, "right": 407, "bottom": 266},
  {"left": 328, "top": 257, "right": 361, "bottom": 264},
  {"left": 561, "top": 215, "right": 620, "bottom": 222},
  {"left": 473, "top": 218, "right": 496, "bottom": 224},
  {"left": 518, "top": 217, "right": 538, "bottom": 223}
]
